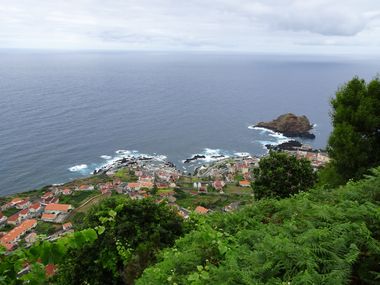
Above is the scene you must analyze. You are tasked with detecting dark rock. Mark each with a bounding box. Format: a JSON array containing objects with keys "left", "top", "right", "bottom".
[
  {"left": 211, "top": 155, "right": 225, "bottom": 159},
  {"left": 266, "top": 140, "right": 302, "bottom": 151},
  {"left": 184, "top": 155, "right": 206, "bottom": 163},
  {"left": 139, "top": 157, "right": 153, "bottom": 161},
  {"left": 255, "top": 113, "right": 315, "bottom": 139}
]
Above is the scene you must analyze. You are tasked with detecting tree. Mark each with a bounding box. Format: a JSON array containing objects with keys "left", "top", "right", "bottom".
[
  {"left": 328, "top": 76, "right": 380, "bottom": 182},
  {"left": 253, "top": 151, "right": 316, "bottom": 199},
  {"left": 55, "top": 197, "right": 184, "bottom": 285}
]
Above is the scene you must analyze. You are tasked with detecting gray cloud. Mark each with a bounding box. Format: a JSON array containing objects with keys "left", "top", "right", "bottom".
[{"left": 0, "top": 0, "right": 379, "bottom": 53}]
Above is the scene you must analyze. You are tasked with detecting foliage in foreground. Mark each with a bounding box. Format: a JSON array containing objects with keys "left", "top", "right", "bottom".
[
  {"left": 136, "top": 168, "right": 380, "bottom": 285},
  {"left": 0, "top": 228, "right": 98, "bottom": 285},
  {"left": 55, "top": 197, "right": 184, "bottom": 285},
  {"left": 0, "top": 198, "right": 184, "bottom": 285},
  {"left": 253, "top": 151, "right": 316, "bottom": 199}
]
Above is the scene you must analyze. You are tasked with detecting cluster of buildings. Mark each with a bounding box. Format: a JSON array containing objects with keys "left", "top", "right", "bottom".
[
  {"left": 191, "top": 157, "right": 259, "bottom": 193},
  {"left": 114, "top": 162, "right": 181, "bottom": 200},
  {"left": 282, "top": 144, "right": 331, "bottom": 169},
  {"left": 0, "top": 189, "right": 77, "bottom": 250},
  {"left": 0, "top": 219, "right": 37, "bottom": 250},
  {"left": 1, "top": 198, "right": 43, "bottom": 226}
]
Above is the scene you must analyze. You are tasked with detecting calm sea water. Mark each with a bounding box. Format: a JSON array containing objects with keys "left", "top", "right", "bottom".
[{"left": 0, "top": 50, "right": 379, "bottom": 196}]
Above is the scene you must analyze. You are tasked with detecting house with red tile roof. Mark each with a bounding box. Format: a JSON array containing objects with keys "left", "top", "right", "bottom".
[
  {"left": 61, "top": 188, "right": 72, "bottom": 196},
  {"left": 10, "top": 197, "right": 24, "bottom": 206},
  {"left": 76, "top": 185, "right": 94, "bottom": 191},
  {"left": 212, "top": 180, "right": 225, "bottom": 191},
  {"left": 45, "top": 263, "right": 57, "bottom": 278},
  {"left": 28, "top": 202, "right": 42, "bottom": 214},
  {"left": 194, "top": 206, "right": 209, "bottom": 215},
  {"left": 44, "top": 203, "right": 73, "bottom": 214},
  {"left": 100, "top": 188, "right": 107, "bottom": 194},
  {"left": 7, "top": 212, "right": 22, "bottom": 225},
  {"left": 62, "top": 222, "right": 72, "bottom": 231},
  {"left": 41, "top": 213, "right": 58, "bottom": 222},
  {"left": 139, "top": 175, "right": 154, "bottom": 182},
  {"left": 156, "top": 182, "right": 169, "bottom": 189},
  {"left": 19, "top": 209, "right": 29, "bottom": 220},
  {"left": 41, "top": 196, "right": 59, "bottom": 205},
  {"left": 140, "top": 181, "right": 153, "bottom": 189},
  {"left": 127, "top": 182, "right": 141, "bottom": 191},
  {"left": 41, "top": 192, "right": 54, "bottom": 201},
  {"left": 15, "top": 199, "right": 31, "bottom": 210},
  {"left": 239, "top": 180, "right": 251, "bottom": 187},
  {"left": 0, "top": 219, "right": 37, "bottom": 250}
]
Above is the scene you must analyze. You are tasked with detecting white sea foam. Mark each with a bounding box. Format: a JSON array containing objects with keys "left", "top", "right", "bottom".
[
  {"left": 184, "top": 148, "right": 233, "bottom": 163},
  {"left": 68, "top": 164, "right": 88, "bottom": 172},
  {"left": 155, "top": 155, "right": 168, "bottom": 161},
  {"left": 69, "top": 148, "right": 169, "bottom": 175},
  {"left": 234, "top": 152, "right": 251, "bottom": 157},
  {"left": 248, "top": 126, "right": 274, "bottom": 134},
  {"left": 100, "top": 155, "right": 112, "bottom": 160},
  {"left": 115, "top": 150, "right": 132, "bottom": 155},
  {"left": 268, "top": 132, "right": 290, "bottom": 144},
  {"left": 249, "top": 125, "right": 291, "bottom": 149}
]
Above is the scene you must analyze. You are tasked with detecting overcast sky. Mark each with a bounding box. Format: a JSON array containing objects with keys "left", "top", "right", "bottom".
[{"left": 1, "top": 0, "right": 380, "bottom": 54}]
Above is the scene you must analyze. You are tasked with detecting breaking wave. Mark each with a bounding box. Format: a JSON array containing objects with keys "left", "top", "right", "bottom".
[
  {"left": 249, "top": 126, "right": 291, "bottom": 151},
  {"left": 183, "top": 148, "right": 252, "bottom": 164},
  {"left": 68, "top": 150, "right": 168, "bottom": 175},
  {"left": 68, "top": 164, "right": 88, "bottom": 172}
]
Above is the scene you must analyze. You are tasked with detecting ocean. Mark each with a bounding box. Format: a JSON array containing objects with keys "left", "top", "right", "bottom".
[{"left": 1, "top": 50, "right": 379, "bottom": 196}]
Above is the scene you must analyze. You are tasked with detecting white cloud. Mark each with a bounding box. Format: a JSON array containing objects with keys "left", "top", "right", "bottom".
[{"left": 0, "top": 0, "right": 379, "bottom": 53}]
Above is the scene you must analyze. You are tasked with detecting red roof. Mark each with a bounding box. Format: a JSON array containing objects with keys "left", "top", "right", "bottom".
[
  {"left": 41, "top": 192, "right": 53, "bottom": 199},
  {"left": 127, "top": 182, "right": 140, "bottom": 188},
  {"left": 41, "top": 213, "right": 57, "bottom": 220},
  {"left": 239, "top": 180, "right": 251, "bottom": 186},
  {"left": 45, "top": 263, "right": 57, "bottom": 277},
  {"left": 62, "top": 222, "right": 72, "bottom": 229},
  {"left": 29, "top": 202, "right": 41, "bottom": 210},
  {"left": 195, "top": 206, "right": 209, "bottom": 214},
  {"left": 0, "top": 219, "right": 37, "bottom": 248},
  {"left": 20, "top": 209, "right": 29, "bottom": 215},
  {"left": 45, "top": 203, "right": 72, "bottom": 212},
  {"left": 141, "top": 182, "right": 153, "bottom": 188},
  {"left": 8, "top": 213, "right": 20, "bottom": 222},
  {"left": 10, "top": 197, "right": 24, "bottom": 204},
  {"left": 79, "top": 185, "right": 92, "bottom": 190}
]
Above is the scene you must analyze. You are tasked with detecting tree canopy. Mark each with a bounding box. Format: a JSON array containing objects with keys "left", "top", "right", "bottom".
[
  {"left": 328, "top": 76, "right": 380, "bottom": 182},
  {"left": 253, "top": 151, "right": 316, "bottom": 199},
  {"left": 55, "top": 197, "right": 184, "bottom": 285}
]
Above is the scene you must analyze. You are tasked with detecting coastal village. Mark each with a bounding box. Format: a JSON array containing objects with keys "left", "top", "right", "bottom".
[{"left": 0, "top": 142, "right": 330, "bottom": 253}]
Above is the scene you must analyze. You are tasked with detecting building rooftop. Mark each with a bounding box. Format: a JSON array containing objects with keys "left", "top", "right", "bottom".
[
  {"left": 45, "top": 203, "right": 72, "bottom": 212},
  {"left": 0, "top": 219, "right": 37, "bottom": 248}
]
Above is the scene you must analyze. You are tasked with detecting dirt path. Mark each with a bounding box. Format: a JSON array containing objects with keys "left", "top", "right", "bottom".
[{"left": 68, "top": 192, "right": 111, "bottom": 219}]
